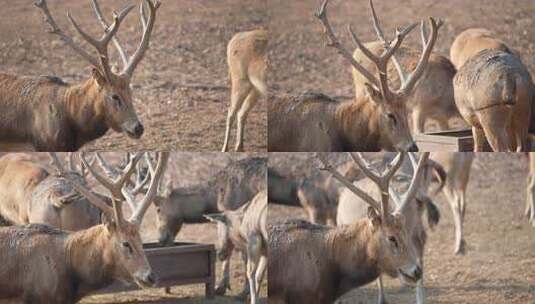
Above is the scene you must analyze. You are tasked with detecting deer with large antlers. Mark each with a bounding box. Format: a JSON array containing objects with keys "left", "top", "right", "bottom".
[
  {"left": 268, "top": 0, "right": 439, "bottom": 152},
  {"left": 336, "top": 153, "right": 438, "bottom": 304},
  {"left": 0, "top": 0, "right": 160, "bottom": 151},
  {"left": 222, "top": 29, "right": 268, "bottom": 152},
  {"left": 268, "top": 152, "right": 429, "bottom": 304},
  {"left": 452, "top": 30, "right": 533, "bottom": 151},
  {"left": 0, "top": 152, "right": 168, "bottom": 303},
  {"left": 352, "top": 0, "right": 463, "bottom": 134}
]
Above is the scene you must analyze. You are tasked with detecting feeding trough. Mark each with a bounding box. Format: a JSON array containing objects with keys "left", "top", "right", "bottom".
[
  {"left": 96, "top": 242, "right": 216, "bottom": 298},
  {"left": 415, "top": 129, "right": 474, "bottom": 151}
]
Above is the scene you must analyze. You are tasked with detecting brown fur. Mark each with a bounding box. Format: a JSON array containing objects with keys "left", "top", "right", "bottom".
[
  {"left": 268, "top": 92, "right": 415, "bottom": 152},
  {"left": 222, "top": 29, "right": 268, "bottom": 152},
  {"left": 352, "top": 42, "right": 464, "bottom": 133},
  {"left": 454, "top": 49, "right": 534, "bottom": 151}
]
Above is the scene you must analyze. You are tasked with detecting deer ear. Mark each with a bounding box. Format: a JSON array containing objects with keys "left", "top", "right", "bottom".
[
  {"left": 364, "top": 83, "right": 382, "bottom": 104},
  {"left": 367, "top": 207, "right": 382, "bottom": 227},
  {"left": 204, "top": 213, "right": 227, "bottom": 224},
  {"left": 91, "top": 68, "right": 107, "bottom": 87}
]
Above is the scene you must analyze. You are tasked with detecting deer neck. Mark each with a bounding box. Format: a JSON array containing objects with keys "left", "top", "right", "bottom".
[
  {"left": 64, "top": 78, "right": 109, "bottom": 145},
  {"left": 327, "top": 220, "right": 381, "bottom": 289},
  {"left": 334, "top": 97, "right": 384, "bottom": 151},
  {"left": 65, "top": 224, "right": 116, "bottom": 296}
]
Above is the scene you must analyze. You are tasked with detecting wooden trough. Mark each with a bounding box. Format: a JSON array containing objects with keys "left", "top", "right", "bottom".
[
  {"left": 96, "top": 242, "right": 216, "bottom": 298},
  {"left": 415, "top": 129, "right": 474, "bottom": 151}
]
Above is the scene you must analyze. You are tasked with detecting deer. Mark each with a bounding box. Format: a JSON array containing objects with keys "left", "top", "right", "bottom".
[
  {"left": 452, "top": 29, "right": 533, "bottom": 152},
  {"left": 0, "top": 0, "right": 160, "bottom": 151},
  {"left": 351, "top": 1, "right": 463, "bottom": 134},
  {"left": 526, "top": 153, "right": 535, "bottom": 226},
  {"left": 222, "top": 29, "right": 268, "bottom": 152},
  {"left": 0, "top": 151, "right": 168, "bottom": 303},
  {"left": 268, "top": 0, "right": 439, "bottom": 152},
  {"left": 450, "top": 28, "right": 518, "bottom": 70},
  {"left": 268, "top": 151, "right": 429, "bottom": 304},
  {"left": 206, "top": 190, "right": 268, "bottom": 304},
  {"left": 336, "top": 153, "right": 439, "bottom": 304}
]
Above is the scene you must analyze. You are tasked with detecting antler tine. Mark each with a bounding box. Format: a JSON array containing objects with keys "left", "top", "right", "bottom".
[
  {"left": 35, "top": 0, "right": 100, "bottom": 67},
  {"left": 369, "top": 0, "right": 407, "bottom": 84},
  {"left": 95, "top": 152, "right": 120, "bottom": 179},
  {"left": 398, "top": 152, "right": 429, "bottom": 211},
  {"left": 420, "top": 18, "right": 443, "bottom": 46},
  {"left": 122, "top": 0, "right": 161, "bottom": 77},
  {"left": 81, "top": 152, "right": 143, "bottom": 200},
  {"left": 316, "top": 0, "right": 380, "bottom": 89},
  {"left": 399, "top": 17, "right": 439, "bottom": 95},
  {"left": 48, "top": 153, "right": 114, "bottom": 216},
  {"left": 317, "top": 153, "right": 382, "bottom": 212},
  {"left": 90, "top": 0, "right": 129, "bottom": 68},
  {"left": 68, "top": 3, "right": 135, "bottom": 81},
  {"left": 130, "top": 151, "right": 169, "bottom": 225},
  {"left": 67, "top": 153, "right": 75, "bottom": 172}
]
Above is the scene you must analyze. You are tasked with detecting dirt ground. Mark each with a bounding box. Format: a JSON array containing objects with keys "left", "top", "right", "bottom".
[
  {"left": 269, "top": 0, "right": 535, "bottom": 99},
  {"left": 0, "top": 152, "right": 267, "bottom": 303},
  {"left": 0, "top": 0, "right": 267, "bottom": 151},
  {"left": 269, "top": 152, "right": 535, "bottom": 304}
]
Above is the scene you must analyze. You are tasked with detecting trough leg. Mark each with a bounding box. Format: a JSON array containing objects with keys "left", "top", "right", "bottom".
[{"left": 206, "top": 248, "right": 216, "bottom": 299}]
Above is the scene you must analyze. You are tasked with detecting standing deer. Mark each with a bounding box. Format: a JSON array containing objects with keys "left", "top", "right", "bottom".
[
  {"left": 453, "top": 29, "right": 533, "bottom": 151},
  {"left": 206, "top": 190, "right": 268, "bottom": 304},
  {"left": 268, "top": 0, "right": 439, "bottom": 152},
  {"left": 450, "top": 28, "right": 517, "bottom": 69},
  {"left": 337, "top": 153, "right": 439, "bottom": 304},
  {"left": 0, "top": 151, "right": 168, "bottom": 303},
  {"left": 222, "top": 29, "right": 268, "bottom": 152},
  {"left": 351, "top": 1, "right": 462, "bottom": 133},
  {"left": 269, "top": 152, "right": 429, "bottom": 304},
  {"left": 0, "top": 0, "right": 160, "bottom": 151}
]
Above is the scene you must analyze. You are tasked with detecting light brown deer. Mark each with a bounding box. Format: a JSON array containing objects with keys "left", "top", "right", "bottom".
[
  {"left": 454, "top": 48, "right": 533, "bottom": 151},
  {"left": 450, "top": 28, "right": 517, "bottom": 69},
  {"left": 0, "top": 151, "right": 168, "bottom": 303},
  {"left": 526, "top": 153, "right": 535, "bottom": 226},
  {"left": 206, "top": 190, "right": 268, "bottom": 304},
  {"left": 337, "top": 153, "right": 438, "bottom": 304},
  {"left": 351, "top": 1, "right": 463, "bottom": 134},
  {"left": 0, "top": 0, "right": 160, "bottom": 151},
  {"left": 268, "top": 152, "right": 429, "bottom": 304},
  {"left": 222, "top": 29, "right": 268, "bottom": 152},
  {"left": 268, "top": 0, "right": 439, "bottom": 152}
]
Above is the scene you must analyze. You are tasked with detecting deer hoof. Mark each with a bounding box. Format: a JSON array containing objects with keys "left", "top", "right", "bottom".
[
  {"left": 215, "top": 284, "right": 229, "bottom": 296},
  {"left": 455, "top": 240, "right": 466, "bottom": 255}
]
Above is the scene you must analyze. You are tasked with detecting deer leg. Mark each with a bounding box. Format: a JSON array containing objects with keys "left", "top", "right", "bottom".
[
  {"left": 247, "top": 234, "right": 262, "bottom": 304},
  {"left": 215, "top": 253, "right": 232, "bottom": 295},
  {"left": 235, "top": 88, "right": 259, "bottom": 152},
  {"left": 236, "top": 251, "right": 251, "bottom": 300},
  {"left": 472, "top": 126, "right": 487, "bottom": 152},
  {"left": 222, "top": 80, "right": 251, "bottom": 152},
  {"left": 376, "top": 275, "right": 387, "bottom": 304},
  {"left": 526, "top": 174, "right": 535, "bottom": 225},
  {"left": 447, "top": 191, "right": 465, "bottom": 255},
  {"left": 255, "top": 255, "right": 267, "bottom": 295}
]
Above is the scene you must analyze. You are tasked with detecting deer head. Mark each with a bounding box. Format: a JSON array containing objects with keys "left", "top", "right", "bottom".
[
  {"left": 316, "top": 0, "right": 439, "bottom": 151},
  {"left": 35, "top": 0, "right": 161, "bottom": 139},
  {"left": 50, "top": 151, "right": 169, "bottom": 288},
  {"left": 319, "top": 152, "right": 430, "bottom": 284}
]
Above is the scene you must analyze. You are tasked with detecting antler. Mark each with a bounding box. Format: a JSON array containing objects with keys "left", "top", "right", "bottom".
[
  {"left": 396, "top": 152, "right": 430, "bottom": 211},
  {"left": 316, "top": 0, "right": 417, "bottom": 100},
  {"left": 48, "top": 153, "right": 114, "bottom": 217},
  {"left": 129, "top": 152, "right": 169, "bottom": 225},
  {"left": 123, "top": 0, "right": 161, "bottom": 77}
]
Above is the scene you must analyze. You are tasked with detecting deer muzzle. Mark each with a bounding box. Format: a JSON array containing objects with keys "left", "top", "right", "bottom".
[
  {"left": 134, "top": 269, "right": 158, "bottom": 288},
  {"left": 123, "top": 121, "right": 144, "bottom": 139}
]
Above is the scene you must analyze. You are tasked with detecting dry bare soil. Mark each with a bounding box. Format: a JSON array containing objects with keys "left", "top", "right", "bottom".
[
  {"left": 269, "top": 153, "right": 535, "bottom": 304},
  {"left": 269, "top": 0, "right": 535, "bottom": 99},
  {"left": 0, "top": 0, "right": 267, "bottom": 151}
]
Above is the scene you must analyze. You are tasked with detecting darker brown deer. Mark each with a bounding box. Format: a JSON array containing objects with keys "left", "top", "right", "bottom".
[
  {"left": 268, "top": 152, "right": 429, "bottom": 304},
  {"left": 0, "top": 152, "right": 168, "bottom": 303},
  {"left": 0, "top": 0, "right": 160, "bottom": 151},
  {"left": 268, "top": 0, "right": 439, "bottom": 152}
]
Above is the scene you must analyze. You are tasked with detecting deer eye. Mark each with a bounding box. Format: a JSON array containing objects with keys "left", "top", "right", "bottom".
[
  {"left": 388, "top": 236, "right": 399, "bottom": 249},
  {"left": 122, "top": 241, "right": 133, "bottom": 254},
  {"left": 387, "top": 113, "right": 397, "bottom": 126},
  {"left": 111, "top": 94, "right": 124, "bottom": 108}
]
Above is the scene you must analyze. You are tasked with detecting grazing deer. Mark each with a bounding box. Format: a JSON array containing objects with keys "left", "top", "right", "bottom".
[
  {"left": 0, "top": 151, "right": 168, "bottom": 303},
  {"left": 351, "top": 1, "right": 462, "bottom": 134},
  {"left": 526, "top": 153, "right": 535, "bottom": 226},
  {"left": 268, "top": 0, "right": 439, "bottom": 152},
  {"left": 0, "top": 154, "right": 49, "bottom": 225},
  {"left": 222, "top": 29, "right": 268, "bottom": 152},
  {"left": 450, "top": 28, "right": 518, "bottom": 69},
  {"left": 206, "top": 190, "right": 268, "bottom": 304},
  {"left": 454, "top": 47, "right": 533, "bottom": 151},
  {"left": 268, "top": 152, "right": 429, "bottom": 304},
  {"left": 0, "top": 0, "right": 160, "bottom": 151},
  {"left": 337, "top": 153, "right": 439, "bottom": 304}
]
